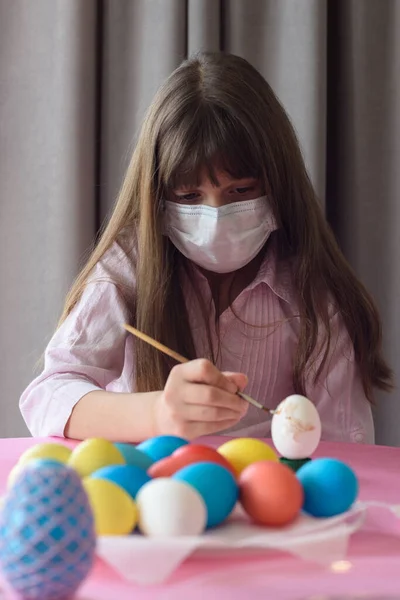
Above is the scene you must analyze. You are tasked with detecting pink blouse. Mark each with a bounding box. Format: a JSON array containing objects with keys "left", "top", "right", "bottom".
[{"left": 20, "top": 237, "right": 374, "bottom": 444}]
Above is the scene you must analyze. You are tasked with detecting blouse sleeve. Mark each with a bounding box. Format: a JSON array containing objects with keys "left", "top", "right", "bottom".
[
  {"left": 19, "top": 240, "right": 135, "bottom": 438},
  {"left": 305, "top": 310, "right": 375, "bottom": 444}
]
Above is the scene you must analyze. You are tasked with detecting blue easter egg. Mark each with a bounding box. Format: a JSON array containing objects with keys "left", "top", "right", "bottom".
[
  {"left": 297, "top": 458, "right": 359, "bottom": 517},
  {"left": 0, "top": 461, "right": 95, "bottom": 600},
  {"left": 137, "top": 435, "right": 188, "bottom": 462},
  {"left": 114, "top": 443, "right": 154, "bottom": 470},
  {"left": 90, "top": 464, "right": 151, "bottom": 499},
  {"left": 173, "top": 461, "right": 238, "bottom": 528}
]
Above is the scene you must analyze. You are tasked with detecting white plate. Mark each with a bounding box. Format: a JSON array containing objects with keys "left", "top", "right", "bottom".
[{"left": 96, "top": 504, "right": 367, "bottom": 585}]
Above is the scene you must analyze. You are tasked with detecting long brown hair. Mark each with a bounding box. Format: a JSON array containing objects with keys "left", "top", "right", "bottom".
[{"left": 59, "top": 51, "right": 392, "bottom": 400}]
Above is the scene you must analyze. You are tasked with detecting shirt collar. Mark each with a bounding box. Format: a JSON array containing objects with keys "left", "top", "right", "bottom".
[
  {"left": 245, "top": 241, "right": 294, "bottom": 305},
  {"left": 186, "top": 237, "right": 294, "bottom": 307}
]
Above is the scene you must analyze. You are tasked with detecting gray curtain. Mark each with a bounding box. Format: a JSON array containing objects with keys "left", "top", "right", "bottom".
[{"left": 0, "top": 0, "right": 399, "bottom": 444}]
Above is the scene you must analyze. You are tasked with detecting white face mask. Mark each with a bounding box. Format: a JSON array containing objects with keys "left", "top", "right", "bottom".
[{"left": 163, "top": 196, "right": 278, "bottom": 273}]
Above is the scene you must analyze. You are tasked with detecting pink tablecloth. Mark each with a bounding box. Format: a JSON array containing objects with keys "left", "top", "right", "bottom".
[{"left": 1, "top": 436, "right": 400, "bottom": 600}]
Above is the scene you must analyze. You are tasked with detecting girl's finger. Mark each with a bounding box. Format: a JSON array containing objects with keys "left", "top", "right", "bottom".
[
  {"left": 177, "top": 401, "right": 245, "bottom": 422},
  {"left": 222, "top": 371, "right": 248, "bottom": 392},
  {"left": 176, "top": 359, "right": 239, "bottom": 394},
  {"left": 181, "top": 383, "right": 248, "bottom": 415}
]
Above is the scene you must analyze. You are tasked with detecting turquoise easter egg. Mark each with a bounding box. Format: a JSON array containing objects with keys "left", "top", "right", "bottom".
[
  {"left": 90, "top": 464, "right": 151, "bottom": 499},
  {"left": 114, "top": 443, "right": 154, "bottom": 470},
  {"left": 0, "top": 460, "right": 95, "bottom": 600},
  {"left": 137, "top": 436, "right": 188, "bottom": 462},
  {"left": 297, "top": 457, "right": 359, "bottom": 517},
  {"left": 173, "top": 461, "right": 238, "bottom": 528}
]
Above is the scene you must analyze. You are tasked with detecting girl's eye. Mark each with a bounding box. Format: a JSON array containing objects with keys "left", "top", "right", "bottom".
[
  {"left": 234, "top": 187, "right": 253, "bottom": 194},
  {"left": 176, "top": 192, "right": 200, "bottom": 202}
]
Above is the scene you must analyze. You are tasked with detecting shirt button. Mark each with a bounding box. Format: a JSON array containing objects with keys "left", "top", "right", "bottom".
[{"left": 354, "top": 432, "right": 364, "bottom": 443}]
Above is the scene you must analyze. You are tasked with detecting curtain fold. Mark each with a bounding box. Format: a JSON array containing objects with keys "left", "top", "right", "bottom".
[
  {"left": 326, "top": 0, "right": 400, "bottom": 445},
  {"left": 223, "top": 0, "right": 327, "bottom": 200},
  {"left": 188, "top": 0, "right": 221, "bottom": 53},
  {"left": 0, "top": 0, "right": 399, "bottom": 444},
  {"left": 101, "top": 0, "right": 187, "bottom": 221},
  {"left": 0, "top": 0, "right": 98, "bottom": 436}
]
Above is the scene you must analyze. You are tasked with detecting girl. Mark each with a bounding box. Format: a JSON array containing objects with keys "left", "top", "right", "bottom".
[{"left": 20, "top": 52, "right": 392, "bottom": 444}]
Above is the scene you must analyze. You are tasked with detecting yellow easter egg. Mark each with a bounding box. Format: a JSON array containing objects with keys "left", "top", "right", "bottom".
[
  {"left": 18, "top": 443, "right": 72, "bottom": 467},
  {"left": 7, "top": 463, "right": 25, "bottom": 489},
  {"left": 68, "top": 438, "right": 125, "bottom": 478},
  {"left": 217, "top": 438, "right": 278, "bottom": 475},
  {"left": 83, "top": 478, "right": 137, "bottom": 535}
]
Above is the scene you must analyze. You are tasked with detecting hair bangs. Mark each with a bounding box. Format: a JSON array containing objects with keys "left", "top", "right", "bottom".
[{"left": 157, "top": 104, "right": 262, "bottom": 193}]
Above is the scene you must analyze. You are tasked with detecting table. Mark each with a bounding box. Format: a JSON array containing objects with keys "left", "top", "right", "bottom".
[{"left": 1, "top": 436, "right": 400, "bottom": 600}]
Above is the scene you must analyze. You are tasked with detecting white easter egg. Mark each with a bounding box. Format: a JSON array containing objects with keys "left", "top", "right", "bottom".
[
  {"left": 271, "top": 395, "right": 321, "bottom": 459},
  {"left": 136, "top": 478, "right": 207, "bottom": 537}
]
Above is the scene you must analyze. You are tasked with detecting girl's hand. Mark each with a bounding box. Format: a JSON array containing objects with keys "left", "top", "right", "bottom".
[{"left": 152, "top": 359, "right": 249, "bottom": 439}]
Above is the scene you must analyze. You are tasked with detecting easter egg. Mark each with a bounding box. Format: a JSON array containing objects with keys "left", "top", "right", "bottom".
[
  {"left": 7, "top": 463, "right": 24, "bottom": 489},
  {"left": 137, "top": 435, "right": 188, "bottom": 462},
  {"left": 147, "top": 455, "right": 186, "bottom": 478},
  {"left": 83, "top": 478, "right": 138, "bottom": 535},
  {"left": 136, "top": 478, "right": 207, "bottom": 537},
  {"left": 18, "top": 442, "right": 72, "bottom": 467},
  {"left": 149, "top": 444, "right": 236, "bottom": 478},
  {"left": 239, "top": 461, "right": 303, "bottom": 526},
  {"left": 0, "top": 461, "right": 95, "bottom": 600},
  {"left": 296, "top": 458, "right": 359, "bottom": 517},
  {"left": 68, "top": 438, "right": 125, "bottom": 477},
  {"left": 114, "top": 442, "right": 154, "bottom": 470},
  {"left": 217, "top": 438, "right": 277, "bottom": 476},
  {"left": 174, "top": 444, "right": 237, "bottom": 476},
  {"left": 173, "top": 462, "right": 238, "bottom": 528},
  {"left": 271, "top": 395, "right": 321, "bottom": 459},
  {"left": 7, "top": 459, "right": 70, "bottom": 490},
  {"left": 90, "top": 464, "right": 151, "bottom": 499}
]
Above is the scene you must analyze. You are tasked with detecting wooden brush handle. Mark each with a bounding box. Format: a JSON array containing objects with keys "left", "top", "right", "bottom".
[{"left": 123, "top": 324, "right": 189, "bottom": 364}]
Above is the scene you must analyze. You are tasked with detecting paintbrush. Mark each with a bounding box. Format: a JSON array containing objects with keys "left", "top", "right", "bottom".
[{"left": 123, "top": 324, "right": 273, "bottom": 415}]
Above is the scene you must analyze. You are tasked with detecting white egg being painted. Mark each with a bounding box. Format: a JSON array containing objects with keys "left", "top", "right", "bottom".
[{"left": 271, "top": 395, "right": 321, "bottom": 459}]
